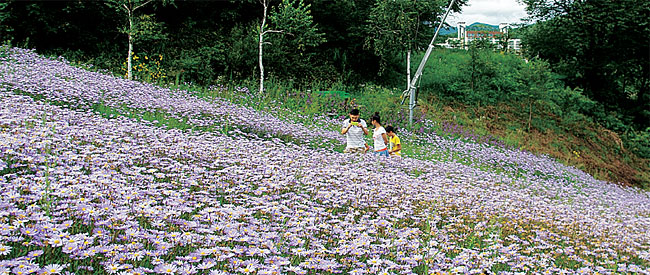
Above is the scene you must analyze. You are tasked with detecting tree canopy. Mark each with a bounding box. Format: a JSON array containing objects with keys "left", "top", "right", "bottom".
[
  {"left": 521, "top": 0, "right": 650, "bottom": 129},
  {"left": 1, "top": 0, "right": 647, "bottom": 129}
]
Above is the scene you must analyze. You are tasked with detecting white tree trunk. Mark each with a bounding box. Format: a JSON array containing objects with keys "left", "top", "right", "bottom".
[
  {"left": 258, "top": 0, "right": 268, "bottom": 94},
  {"left": 127, "top": 9, "right": 133, "bottom": 80},
  {"left": 406, "top": 49, "right": 411, "bottom": 91}
]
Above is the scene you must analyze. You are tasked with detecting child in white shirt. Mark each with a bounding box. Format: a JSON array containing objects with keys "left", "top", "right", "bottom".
[{"left": 370, "top": 112, "right": 389, "bottom": 157}]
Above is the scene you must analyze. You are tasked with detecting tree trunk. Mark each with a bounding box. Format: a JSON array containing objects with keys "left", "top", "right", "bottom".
[
  {"left": 470, "top": 48, "right": 476, "bottom": 92},
  {"left": 528, "top": 99, "right": 533, "bottom": 132},
  {"left": 127, "top": 9, "right": 133, "bottom": 80},
  {"left": 471, "top": 62, "right": 475, "bottom": 92},
  {"left": 406, "top": 49, "right": 411, "bottom": 91},
  {"left": 258, "top": 0, "right": 268, "bottom": 94},
  {"left": 637, "top": 65, "right": 650, "bottom": 127}
]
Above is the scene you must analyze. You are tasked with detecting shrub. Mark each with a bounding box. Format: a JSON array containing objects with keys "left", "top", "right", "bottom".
[{"left": 625, "top": 128, "right": 650, "bottom": 159}]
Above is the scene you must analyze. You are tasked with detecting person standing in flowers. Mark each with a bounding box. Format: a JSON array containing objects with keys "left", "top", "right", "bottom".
[
  {"left": 385, "top": 125, "right": 402, "bottom": 157},
  {"left": 341, "top": 108, "right": 370, "bottom": 153},
  {"left": 370, "top": 112, "right": 389, "bottom": 156}
]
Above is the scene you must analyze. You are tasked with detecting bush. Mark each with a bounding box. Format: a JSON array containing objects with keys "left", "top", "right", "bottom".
[
  {"left": 122, "top": 53, "right": 167, "bottom": 83},
  {"left": 625, "top": 128, "right": 650, "bottom": 159},
  {"left": 0, "top": 44, "right": 9, "bottom": 59}
]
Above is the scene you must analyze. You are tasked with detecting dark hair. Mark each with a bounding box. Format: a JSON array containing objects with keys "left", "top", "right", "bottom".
[
  {"left": 349, "top": 108, "right": 360, "bottom": 115},
  {"left": 371, "top": 112, "right": 381, "bottom": 124},
  {"left": 385, "top": 125, "right": 396, "bottom": 133}
]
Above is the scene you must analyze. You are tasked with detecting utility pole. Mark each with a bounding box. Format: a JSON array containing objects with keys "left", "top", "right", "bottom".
[{"left": 403, "top": 0, "right": 457, "bottom": 127}]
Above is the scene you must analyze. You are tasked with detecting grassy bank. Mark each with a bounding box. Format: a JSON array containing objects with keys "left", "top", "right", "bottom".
[{"left": 193, "top": 77, "right": 649, "bottom": 188}]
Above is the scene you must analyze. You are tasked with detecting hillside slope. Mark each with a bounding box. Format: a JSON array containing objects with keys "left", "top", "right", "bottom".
[{"left": 1, "top": 48, "right": 649, "bottom": 273}]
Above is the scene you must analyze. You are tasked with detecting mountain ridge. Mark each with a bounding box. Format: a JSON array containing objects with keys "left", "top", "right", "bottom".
[{"left": 438, "top": 22, "right": 500, "bottom": 35}]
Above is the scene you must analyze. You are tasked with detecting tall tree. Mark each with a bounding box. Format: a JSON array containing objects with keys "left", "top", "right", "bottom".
[
  {"left": 515, "top": 58, "right": 555, "bottom": 132},
  {"left": 106, "top": 0, "right": 171, "bottom": 80},
  {"left": 257, "top": 0, "right": 323, "bottom": 93},
  {"left": 258, "top": 0, "right": 274, "bottom": 93}
]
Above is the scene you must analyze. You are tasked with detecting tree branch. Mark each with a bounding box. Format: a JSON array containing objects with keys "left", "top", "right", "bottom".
[
  {"left": 262, "top": 29, "right": 284, "bottom": 35},
  {"left": 133, "top": 0, "right": 153, "bottom": 11}
]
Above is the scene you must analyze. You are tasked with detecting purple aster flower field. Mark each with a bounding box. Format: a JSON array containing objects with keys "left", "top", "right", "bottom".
[{"left": 1, "top": 47, "right": 649, "bottom": 274}]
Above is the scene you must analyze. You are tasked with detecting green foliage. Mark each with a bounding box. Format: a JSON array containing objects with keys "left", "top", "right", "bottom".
[
  {"left": 222, "top": 23, "right": 258, "bottom": 81},
  {"left": 416, "top": 48, "right": 597, "bottom": 134},
  {"left": 417, "top": 47, "right": 525, "bottom": 107},
  {"left": 131, "top": 14, "right": 167, "bottom": 42},
  {"left": 264, "top": 81, "right": 352, "bottom": 120},
  {"left": 465, "top": 40, "right": 499, "bottom": 104},
  {"left": 268, "top": 0, "right": 324, "bottom": 50},
  {"left": 521, "top": 0, "right": 650, "bottom": 130},
  {"left": 625, "top": 128, "right": 650, "bottom": 159},
  {"left": 365, "top": 0, "right": 444, "bottom": 65},
  {"left": 105, "top": 0, "right": 173, "bottom": 80},
  {"left": 514, "top": 58, "right": 555, "bottom": 131},
  {"left": 104, "top": 0, "right": 171, "bottom": 38},
  {"left": 352, "top": 84, "right": 406, "bottom": 126},
  {"left": 0, "top": 1, "right": 12, "bottom": 42},
  {"left": 264, "top": 0, "right": 326, "bottom": 82},
  {"left": 416, "top": 49, "right": 466, "bottom": 99},
  {"left": 166, "top": 43, "right": 228, "bottom": 85},
  {"left": 404, "top": 47, "right": 649, "bottom": 186},
  {"left": 0, "top": 0, "right": 379, "bottom": 84},
  {"left": 1, "top": 1, "right": 120, "bottom": 52},
  {"left": 0, "top": 44, "right": 9, "bottom": 59},
  {"left": 309, "top": 0, "right": 379, "bottom": 82},
  {"left": 158, "top": 5, "right": 241, "bottom": 85}
]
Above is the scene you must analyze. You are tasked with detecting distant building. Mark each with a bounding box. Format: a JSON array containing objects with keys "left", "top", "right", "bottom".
[{"left": 437, "top": 22, "right": 522, "bottom": 53}]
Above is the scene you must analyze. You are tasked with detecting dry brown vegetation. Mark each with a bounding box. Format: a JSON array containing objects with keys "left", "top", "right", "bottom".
[{"left": 421, "top": 99, "right": 650, "bottom": 188}]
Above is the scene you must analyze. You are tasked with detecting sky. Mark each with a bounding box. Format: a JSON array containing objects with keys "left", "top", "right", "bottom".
[{"left": 447, "top": 0, "right": 529, "bottom": 26}]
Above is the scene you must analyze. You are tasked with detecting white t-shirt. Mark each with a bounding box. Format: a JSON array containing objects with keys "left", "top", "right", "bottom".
[
  {"left": 373, "top": 126, "right": 387, "bottom": 151},
  {"left": 342, "top": 119, "right": 367, "bottom": 149}
]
